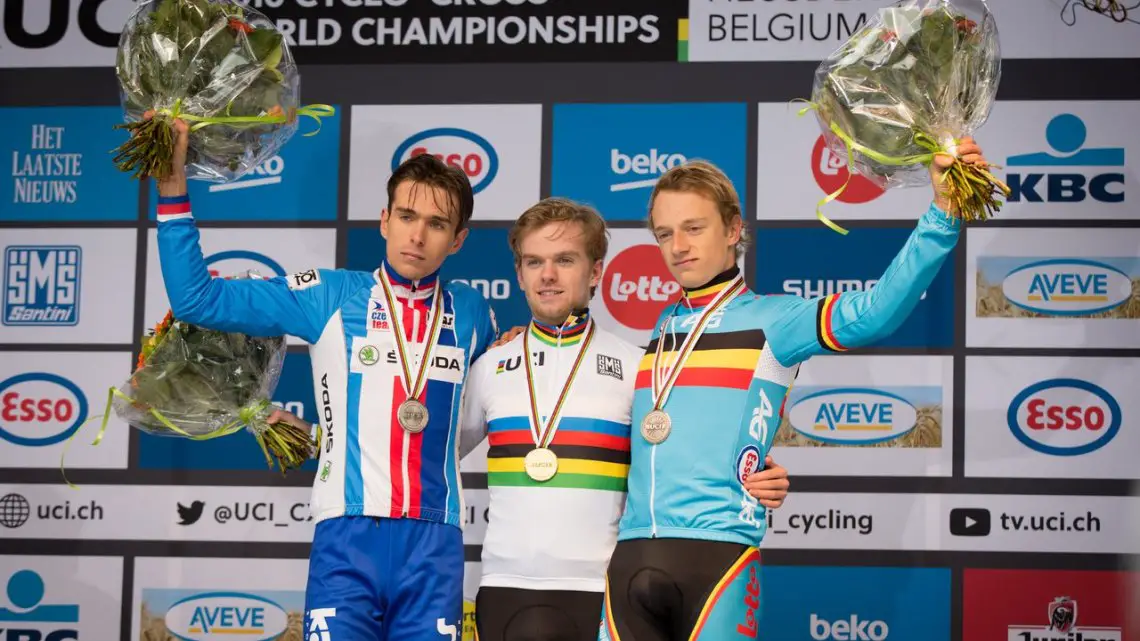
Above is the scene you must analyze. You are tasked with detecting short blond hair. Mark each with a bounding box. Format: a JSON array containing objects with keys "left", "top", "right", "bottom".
[
  {"left": 509, "top": 197, "right": 610, "bottom": 267},
  {"left": 648, "top": 159, "right": 750, "bottom": 256}
]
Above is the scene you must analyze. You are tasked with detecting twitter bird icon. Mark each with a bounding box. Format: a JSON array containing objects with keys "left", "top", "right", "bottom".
[{"left": 177, "top": 501, "right": 205, "bottom": 525}]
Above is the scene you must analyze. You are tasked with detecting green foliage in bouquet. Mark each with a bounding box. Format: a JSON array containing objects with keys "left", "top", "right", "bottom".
[
  {"left": 110, "top": 0, "right": 333, "bottom": 182},
  {"left": 114, "top": 309, "right": 319, "bottom": 475},
  {"left": 804, "top": 1, "right": 1010, "bottom": 231}
]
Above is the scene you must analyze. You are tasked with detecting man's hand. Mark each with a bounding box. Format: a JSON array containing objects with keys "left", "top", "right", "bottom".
[
  {"left": 267, "top": 408, "right": 313, "bottom": 433},
  {"left": 929, "top": 136, "right": 987, "bottom": 215},
  {"left": 490, "top": 325, "right": 526, "bottom": 348},
  {"left": 141, "top": 110, "right": 189, "bottom": 198},
  {"left": 744, "top": 455, "right": 789, "bottom": 509}
]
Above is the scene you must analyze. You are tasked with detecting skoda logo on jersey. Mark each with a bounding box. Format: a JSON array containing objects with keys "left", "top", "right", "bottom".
[
  {"left": 358, "top": 345, "right": 380, "bottom": 366},
  {"left": 392, "top": 128, "right": 499, "bottom": 194},
  {"left": 1005, "top": 113, "right": 1125, "bottom": 204},
  {"left": 204, "top": 250, "right": 286, "bottom": 280}
]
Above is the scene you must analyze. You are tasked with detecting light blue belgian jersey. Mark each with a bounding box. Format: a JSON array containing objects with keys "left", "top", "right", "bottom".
[{"left": 618, "top": 201, "right": 960, "bottom": 547}]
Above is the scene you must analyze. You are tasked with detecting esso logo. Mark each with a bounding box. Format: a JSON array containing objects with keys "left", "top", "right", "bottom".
[
  {"left": 392, "top": 128, "right": 499, "bottom": 194},
  {"left": 0, "top": 373, "right": 88, "bottom": 447},
  {"left": 811, "top": 135, "right": 885, "bottom": 204},
  {"left": 601, "top": 244, "right": 680, "bottom": 330},
  {"left": 204, "top": 250, "right": 286, "bottom": 280},
  {"left": 1007, "top": 378, "right": 1121, "bottom": 456},
  {"left": 735, "top": 445, "right": 761, "bottom": 485}
]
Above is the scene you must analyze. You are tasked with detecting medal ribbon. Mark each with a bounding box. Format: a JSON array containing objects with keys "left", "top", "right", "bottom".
[
  {"left": 523, "top": 318, "right": 597, "bottom": 450},
  {"left": 651, "top": 275, "right": 746, "bottom": 411},
  {"left": 378, "top": 266, "right": 446, "bottom": 402}
]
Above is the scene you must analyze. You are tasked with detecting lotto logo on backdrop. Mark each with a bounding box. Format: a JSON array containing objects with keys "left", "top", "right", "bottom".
[
  {"left": 975, "top": 257, "right": 1137, "bottom": 319},
  {"left": 139, "top": 588, "right": 302, "bottom": 640},
  {"left": 0, "top": 372, "right": 87, "bottom": 448},
  {"left": 600, "top": 243, "right": 679, "bottom": 332},
  {"left": 551, "top": 103, "right": 747, "bottom": 220},
  {"left": 779, "top": 386, "right": 942, "bottom": 449},
  {"left": 3, "top": 246, "right": 81, "bottom": 327},
  {"left": 1007, "top": 379, "right": 1121, "bottom": 457},
  {"left": 964, "top": 569, "right": 1131, "bottom": 641},
  {"left": 810, "top": 135, "right": 885, "bottom": 205}
]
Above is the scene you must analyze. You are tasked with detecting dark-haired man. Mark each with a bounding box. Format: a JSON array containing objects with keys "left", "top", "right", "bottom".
[{"left": 151, "top": 117, "right": 498, "bottom": 640}]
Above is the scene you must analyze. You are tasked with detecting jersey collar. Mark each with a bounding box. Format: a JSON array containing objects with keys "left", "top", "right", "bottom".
[
  {"left": 681, "top": 265, "right": 741, "bottom": 310},
  {"left": 376, "top": 260, "right": 439, "bottom": 301},
  {"left": 529, "top": 308, "right": 590, "bottom": 348}
]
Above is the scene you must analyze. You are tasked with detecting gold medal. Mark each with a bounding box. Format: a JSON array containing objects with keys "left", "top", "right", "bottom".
[{"left": 524, "top": 447, "right": 559, "bottom": 482}]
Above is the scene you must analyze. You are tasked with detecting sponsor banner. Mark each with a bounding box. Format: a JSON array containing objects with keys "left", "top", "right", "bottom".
[
  {"left": 136, "top": 352, "right": 319, "bottom": 472},
  {"left": 132, "top": 557, "right": 309, "bottom": 641},
  {"left": 551, "top": 103, "right": 747, "bottom": 221},
  {"left": 754, "top": 226, "right": 954, "bottom": 348},
  {"left": 685, "top": 0, "right": 1140, "bottom": 62},
  {"left": 0, "top": 484, "right": 498, "bottom": 545},
  {"left": 0, "top": 106, "right": 138, "bottom": 221},
  {"left": 966, "top": 228, "right": 1140, "bottom": 348},
  {"left": 146, "top": 108, "right": 342, "bottom": 221},
  {"left": 1, "top": 229, "right": 137, "bottom": 343},
  {"left": 964, "top": 569, "right": 1135, "bottom": 641},
  {"left": 345, "top": 227, "right": 531, "bottom": 333},
  {"left": 754, "top": 102, "right": 939, "bottom": 222},
  {"left": 348, "top": 104, "right": 541, "bottom": 221},
  {"left": 145, "top": 228, "right": 338, "bottom": 347},
  {"left": 981, "top": 102, "right": 1134, "bottom": 220},
  {"left": 964, "top": 357, "right": 1135, "bottom": 480},
  {"left": 758, "top": 566, "right": 950, "bottom": 641},
  {"left": 0, "top": 555, "right": 123, "bottom": 639},
  {"left": 0, "top": 351, "right": 131, "bottom": 469},
  {"left": 771, "top": 355, "right": 953, "bottom": 477},
  {"left": 0, "top": 0, "right": 135, "bottom": 68}
]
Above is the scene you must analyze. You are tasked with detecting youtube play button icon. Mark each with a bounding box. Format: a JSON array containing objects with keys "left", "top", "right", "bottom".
[{"left": 950, "top": 508, "right": 992, "bottom": 536}]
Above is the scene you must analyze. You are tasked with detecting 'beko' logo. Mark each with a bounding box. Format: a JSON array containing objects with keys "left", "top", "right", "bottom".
[
  {"left": 0, "top": 373, "right": 88, "bottom": 447},
  {"left": 1007, "top": 378, "right": 1121, "bottom": 457},
  {"left": 999, "top": 259, "right": 1132, "bottom": 316},
  {"left": 811, "top": 135, "right": 884, "bottom": 204},
  {"left": 601, "top": 244, "right": 680, "bottom": 331},
  {"left": 3, "top": 246, "right": 82, "bottom": 327},
  {"left": 787, "top": 388, "right": 918, "bottom": 446},
  {"left": 610, "top": 148, "right": 686, "bottom": 192},
  {"left": 208, "top": 156, "right": 284, "bottom": 193},
  {"left": 164, "top": 592, "right": 288, "bottom": 641},
  {"left": 392, "top": 128, "right": 499, "bottom": 194},
  {"left": 0, "top": 569, "right": 79, "bottom": 641},
  {"left": 1005, "top": 113, "right": 1125, "bottom": 204},
  {"left": 204, "top": 250, "right": 286, "bottom": 280},
  {"left": 810, "top": 613, "right": 889, "bottom": 641},
  {"left": 1008, "top": 595, "right": 1122, "bottom": 641}
]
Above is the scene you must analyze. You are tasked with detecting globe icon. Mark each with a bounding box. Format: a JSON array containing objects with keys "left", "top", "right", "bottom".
[{"left": 0, "top": 494, "right": 30, "bottom": 529}]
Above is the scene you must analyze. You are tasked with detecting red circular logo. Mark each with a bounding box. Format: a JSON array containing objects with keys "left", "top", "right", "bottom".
[
  {"left": 601, "top": 244, "right": 681, "bottom": 331},
  {"left": 810, "top": 135, "right": 885, "bottom": 204}
]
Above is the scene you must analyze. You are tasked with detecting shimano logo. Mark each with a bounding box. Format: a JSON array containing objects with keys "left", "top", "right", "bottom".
[
  {"left": 783, "top": 279, "right": 926, "bottom": 301},
  {"left": 810, "top": 614, "right": 889, "bottom": 641},
  {"left": 610, "top": 148, "right": 686, "bottom": 192}
]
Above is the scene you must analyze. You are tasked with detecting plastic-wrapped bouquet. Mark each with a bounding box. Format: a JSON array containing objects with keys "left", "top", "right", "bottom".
[
  {"left": 111, "top": 0, "right": 333, "bottom": 183},
  {"left": 803, "top": 0, "right": 1009, "bottom": 233}
]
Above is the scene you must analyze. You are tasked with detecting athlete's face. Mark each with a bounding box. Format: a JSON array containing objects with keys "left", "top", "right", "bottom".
[
  {"left": 515, "top": 220, "right": 602, "bottom": 326},
  {"left": 381, "top": 180, "right": 468, "bottom": 281},
  {"left": 650, "top": 190, "right": 741, "bottom": 289}
]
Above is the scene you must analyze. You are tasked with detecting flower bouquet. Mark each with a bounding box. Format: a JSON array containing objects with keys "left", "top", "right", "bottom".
[
  {"left": 802, "top": 0, "right": 1009, "bottom": 233},
  {"left": 110, "top": 273, "right": 319, "bottom": 474},
  {"left": 111, "top": 0, "right": 333, "bottom": 183}
]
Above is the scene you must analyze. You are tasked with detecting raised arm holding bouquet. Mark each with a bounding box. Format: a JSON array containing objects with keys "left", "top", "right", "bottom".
[{"left": 801, "top": 0, "right": 1009, "bottom": 234}]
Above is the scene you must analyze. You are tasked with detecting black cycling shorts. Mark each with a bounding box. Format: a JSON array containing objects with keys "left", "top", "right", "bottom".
[
  {"left": 600, "top": 538, "right": 762, "bottom": 641},
  {"left": 475, "top": 586, "right": 603, "bottom": 641}
]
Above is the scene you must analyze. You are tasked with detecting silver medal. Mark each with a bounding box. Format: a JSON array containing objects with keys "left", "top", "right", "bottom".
[
  {"left": 398, "top": 399, "right": 429, "bottom": 433},
  {"left": 640, "top": 409, "right": 672, "bottom": 444}
]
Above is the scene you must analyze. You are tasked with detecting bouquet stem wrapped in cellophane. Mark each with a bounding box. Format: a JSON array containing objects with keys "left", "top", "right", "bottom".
[
  {"left": 112, "top": 0, "right": 333, "bottom": 183},
  {"left": 105, "top": 282, "right": 319, "bottom": 474},
  {"left": 800, "top": 0, "right": 1009, "bottom": 233}
]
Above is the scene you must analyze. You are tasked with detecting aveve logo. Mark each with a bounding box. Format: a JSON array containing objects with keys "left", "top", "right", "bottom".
[
  {"left": 811, "top": 135, "right": 885, "bottom": 204},
  {"left": 1008, "top": 378, "right": 1121, "bottom": 456},
  {"left": 392, "top": 128, "right": 499, "bottom": 194},
  {"left": 0, "top": 373, "right": 88, "bottom": 447},
  {"left": 788, "top": 388, "right": 918, "bottom": 445},
  {"left": 164, "top": 591, "right": 288, "bottom": 641},
  {"left": 1001, "top": 259, "right": 1131, "bottom": 316},
  {"left": 601, "top": 244, "right": 680, "bottom": 330},
  {"left": 204, "top": 250, "right": 286, "bottom": 280}
]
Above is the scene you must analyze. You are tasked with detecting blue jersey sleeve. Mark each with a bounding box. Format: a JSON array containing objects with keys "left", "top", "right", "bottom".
[
  {"left": 765, "top": 201, "right": 961, "bottom": 367},
  {"left": 156, "top": 207, "right": 347, "bottom": 344}
]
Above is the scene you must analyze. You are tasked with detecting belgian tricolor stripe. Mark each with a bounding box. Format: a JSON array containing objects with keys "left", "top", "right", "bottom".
[
  {"left": 486, "top": 416, "right": 629, "bottom": 491},
  {"left": 637, "top": 329, "right": 766, "bottom": 392},
  {"left": 688, "top": 548, "right": 760, "bottom": 641},
  {"left": 816, "top": 293, "right": 848, "bottom": 353}
]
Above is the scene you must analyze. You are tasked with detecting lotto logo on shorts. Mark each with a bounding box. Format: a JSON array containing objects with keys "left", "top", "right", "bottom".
[{"left": 306, "top": 607, "right": 336, "bottom": 641}]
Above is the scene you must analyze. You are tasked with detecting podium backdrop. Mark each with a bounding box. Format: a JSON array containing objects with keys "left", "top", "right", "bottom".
[{"left": 1, "top": 1, "right": 1138, "bottom": 639}]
